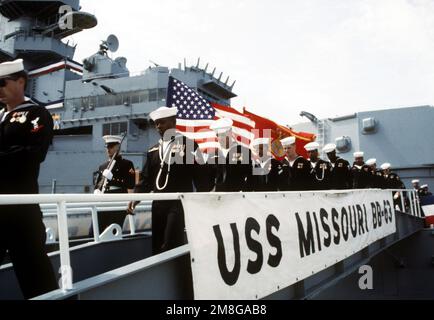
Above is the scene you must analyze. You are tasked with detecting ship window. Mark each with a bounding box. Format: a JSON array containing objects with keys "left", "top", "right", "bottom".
[
  {"left": 98, "top": 95, "right": 110, "bottom": 107},
  {"left": 158, "top": 88, "right": 167, "bottom": 101},
  {"left": 123, "top": 95, "right": 131, "bottom": 105},
  {"left": 119, "top": 122, "right": 127, "bottom": 134},
  {"left": 130, "top": 91, "right": 141, "bottom": 104},
  {"left": 71, "top": 89, "right": 156, "bottom": 109},
  {"left": 140, "top": 90, "right": 149, "bottom": 103},
  {"left": 81, "top": 97, "right": 89, "bottom": 110},
  {"left": 88, "top": 96, "right": 97, "bottom": 108},
  {"left": 149, "top": 89, "right": 158, "bottom": 101},
  {"left": 115, "top": 95, "right": 123, "bottom": 106},
  {"left": 69, "top": 98, "right": 78, "bottom": 109},
  {"left": 109, "top": 95, "right": 116, "bottom": 106},
  {"left": 103, "top": 122, "right": 128, "bottom": 136},
  {"left": 54, "top": 126, "right": 93, "bottom": 136},
  {"left": 64, "top": 99, "right": 73, "bottom": 109}
]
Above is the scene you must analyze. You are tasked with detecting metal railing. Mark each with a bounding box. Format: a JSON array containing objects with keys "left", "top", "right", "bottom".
[
  {"left": 389, "top": 189, "right": 422, "bottom": 218},
  {"left": 0, "top": 189, "right": 423, "bottom": 292},
  {"left": 0, "top": 193, "right": 181, "bottom": 291},
  {"left": 41, "top": 201, "right": 152, "bottom": 243}
]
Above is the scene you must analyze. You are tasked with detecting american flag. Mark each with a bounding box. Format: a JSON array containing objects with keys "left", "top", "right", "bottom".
[{"left": 167, "top": 76, "right": 255, "bottom": 152}]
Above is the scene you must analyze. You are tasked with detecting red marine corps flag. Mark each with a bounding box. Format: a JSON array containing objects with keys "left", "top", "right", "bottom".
[{"left": 243, "top": 108, "right": 316, "bottom": 159}]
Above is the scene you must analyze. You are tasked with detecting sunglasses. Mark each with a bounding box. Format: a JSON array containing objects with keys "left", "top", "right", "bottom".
[{"left": 0, "top": 77, "right": 15, "bottom": 88}]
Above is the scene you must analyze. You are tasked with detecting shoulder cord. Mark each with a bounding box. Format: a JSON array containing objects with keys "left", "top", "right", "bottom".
[
  {"left": 314, "top": 162, "right": 326, "bottom": 181},
  {"left": 156, "top": 139, "right": 176, "bottom": 191}
]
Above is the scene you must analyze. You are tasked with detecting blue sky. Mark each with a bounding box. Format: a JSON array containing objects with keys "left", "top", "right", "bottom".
[{"left": 68, "top": 0, "right": 434, "bottom": 125}]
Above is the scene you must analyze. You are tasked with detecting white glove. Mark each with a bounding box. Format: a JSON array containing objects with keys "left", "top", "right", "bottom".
[
  {"left": 393, "top": 193, "right": 400, "bottom": 200},
  {"left": 102, "top": 169, "right": 113, "bottom": 180},
  {"left": 94, "top": 189, "right": 102, "bottom": 194}
]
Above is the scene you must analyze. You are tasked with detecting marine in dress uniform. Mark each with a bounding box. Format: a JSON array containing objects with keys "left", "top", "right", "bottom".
[
  {"left": 208, "top": 118, "right": 253, "bottom": 192},
  {"left": 128, "top": 107, "right": 208, "bottom": 254},
  {"left": 93, "top": 135, "right": 136, "bottom": 234},
  {"left": 249, "top": 138, "right": 280, "bottom": 191},
  {"left": 351, "top": 151, "right": 371, "bottom": 189},
  {"left": 279, "top": 136, "right": 313, "bottom": 191},
  {"left": 322, "top": 143, "right": 352, "bottom": 189},
  {"left": 0, "top": 59, "right": 57, "bottom": 299},
  {"left": 304, "top": 142, "right": 332, "bottom": 190}
]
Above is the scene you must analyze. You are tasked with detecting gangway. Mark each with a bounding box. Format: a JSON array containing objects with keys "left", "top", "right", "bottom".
[{"left": 0, "top": 190, "right": 432, "bottom": 300}]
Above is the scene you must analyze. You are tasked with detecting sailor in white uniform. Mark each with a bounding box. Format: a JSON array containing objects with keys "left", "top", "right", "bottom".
[
  {"left": 250, "top": 137, "right": 280, "bottom": 191},
  {"left": 128, "top": 107, "right": 208, "bottom": 254},
  {"left": 279, "top": 136, "right": 312, "bottom": 190},
  {"left": 208, "top": 118, "right": 253, "bottom": 192},
  {"left": 351, "top": 151, "right": 371, "bottom": 189},
  {"left": 304, "top": 142, "right": 332, "bottom": 190},
  {"left": 322, "top": 143, "right": 351, "bottom": 189}
]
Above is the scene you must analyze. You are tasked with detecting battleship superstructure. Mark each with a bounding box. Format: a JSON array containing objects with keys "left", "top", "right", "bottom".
[
  {"left": 290, "top": 106, "right": 434, "bottom": 189},
  {"left": 0, "top": 0, "right": 237, "bottom": 194}
]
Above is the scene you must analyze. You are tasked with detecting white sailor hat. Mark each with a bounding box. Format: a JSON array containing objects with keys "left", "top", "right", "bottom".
[
  {"left": 353, "top": 151, "right": 364, "bottom": 158},
  {"left": 304, "top": 142, "right": 320, "bottom": 152},
  {"left": 380, "top": 163, "right": 391, "bottom": 170},
  {"left": 366, "top": 158, "right": 377, "bottom": 166},
  {"left": 103, "top": 135, "right": 122, "bottom": 145},
  {"left": 411, "top": 179, "right": 420, "bottom": 184},
  {"left": 421, "top": 184, "right": 428, "bottom": 189},
  {"left": 0, "top": 59, "right": 25, "bottom": 78},
  {"left": 150, "top": 106, "right": 178, "bottom": 121},
  {"left": 323, "top": 143, "right": 336, "bottom": 153},
  {"left": 210, "top": 118, "right": 233, "bottom": 134},
  {"left": 280, "top": 136, "right": 296, "bottom": 147},
  {"left": 252, "top": 137, "right": 270, "bottom": 147}
]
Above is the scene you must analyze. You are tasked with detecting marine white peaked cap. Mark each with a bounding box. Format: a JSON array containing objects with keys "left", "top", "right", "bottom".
[
  {"left": 103, "top": 135, "right": 122, "bottom": 144},
  {"left": 366, "top": 158, "right": 377, "bottom": 166},
  {"left": 280, "top": 136, "right": 296, "bottom": 146},
  {"left": 421, "top": 184, "right": 428, "bottom": 189},
  {"left": 380, "top": 163, "right": 391, "bottom": 170},
  {"left": 322, "top": 143, "right": 336, "bottom": 153},
  {"left": 210, "top": 118, "right": 233, "bottom": 134},
  {"left": 304, "top": 142, "right": 320, "bottom": 152},
  {"left": 411, "top": 179, "right": 420, "bottom": 184},
  {"left": 150, "top": 106, "right": 178, "bottom": 121},
  {"left": 353, "top": 151, "right": 364, "bottom": 158},
  {"left": 0, "top": 59, "right": 24, "bottom": 78}
]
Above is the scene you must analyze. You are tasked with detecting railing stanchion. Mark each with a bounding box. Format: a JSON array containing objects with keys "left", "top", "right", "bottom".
[
  {"left": 400, "top": 190, "right": 405, "bottom": 212},
  {"left": 91, "top": 206, "right": 100, "bottom": 243},
  {"left": 128, "top": 214, "right": 136, "bottom": 235},
  {"left": 57, "top": 200, "right": 73, "bottom": 291},
  {"left": 409, "top": 191, "right": 415, "bottom": 216}
]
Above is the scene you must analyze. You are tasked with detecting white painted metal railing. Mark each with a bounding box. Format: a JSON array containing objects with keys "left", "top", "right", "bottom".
[
  {"left": 0, "top": 193, "right": 181, "bottom": 291},
  {"left": 0, "top": 189, "right": 422, "bottom": 292},
  {"left": 41, "top": 201, "right": 152, "bottom": 243},
  {"left": 389, "top": 189, "right": 422, "bottom": 218}
]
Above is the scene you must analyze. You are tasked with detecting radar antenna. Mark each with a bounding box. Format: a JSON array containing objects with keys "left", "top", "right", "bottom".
[{"left": 99, "top": 34, "right": 119, "bottom": 55}]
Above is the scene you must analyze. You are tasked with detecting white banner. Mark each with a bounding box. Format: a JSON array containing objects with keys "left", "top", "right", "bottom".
[{"left": 182, "top": 190, "right": 396, "bottom": 300}]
